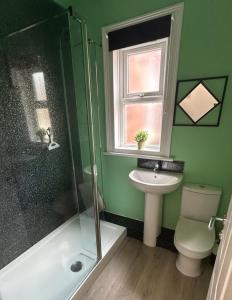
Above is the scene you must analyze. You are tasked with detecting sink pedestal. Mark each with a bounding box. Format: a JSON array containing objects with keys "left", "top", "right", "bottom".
[
  {"left": 143, "top": 193, "right": 163, "bottom": 247},
  {"left": 129, "top": 169, "right": 183, "bottom": 248}
]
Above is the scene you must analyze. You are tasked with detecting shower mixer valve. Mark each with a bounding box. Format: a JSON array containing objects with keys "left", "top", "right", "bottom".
[{"left": 46, "top": 127, "right": 60, "bottom": 151}]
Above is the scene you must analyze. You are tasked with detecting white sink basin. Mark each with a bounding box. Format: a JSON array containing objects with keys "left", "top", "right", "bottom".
[
  {"left": 129, "top": 168, "right": 183, "bottom": 247},
  {"left": 129, "top": 169, "right": 183, "bottom": 194}
]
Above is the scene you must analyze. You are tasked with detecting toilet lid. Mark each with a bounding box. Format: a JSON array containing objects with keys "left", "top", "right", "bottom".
[{"left": 175, "top": 217, "right": 215, "bottom": 254}]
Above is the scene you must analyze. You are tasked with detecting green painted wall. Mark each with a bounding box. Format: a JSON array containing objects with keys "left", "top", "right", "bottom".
[{"left": 67, "top": 0, "right": 232, "bottom": 229}]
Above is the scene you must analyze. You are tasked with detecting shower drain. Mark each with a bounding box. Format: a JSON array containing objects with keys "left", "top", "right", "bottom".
[{"left": 70, "top": 261, "right": 83, "bottom": 272}]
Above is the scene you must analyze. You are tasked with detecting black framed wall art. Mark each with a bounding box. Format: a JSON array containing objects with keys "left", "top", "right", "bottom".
[{"left": 173, "top": 76, "right": 228, "bottom": 127}]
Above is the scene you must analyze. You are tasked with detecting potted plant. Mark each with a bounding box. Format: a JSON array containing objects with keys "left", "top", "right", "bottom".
[{"left": 135, "top": 130, "right": 148, "bottom": 150}]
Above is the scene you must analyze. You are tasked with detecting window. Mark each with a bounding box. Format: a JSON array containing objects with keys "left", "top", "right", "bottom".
[
  {"left": 103, "top": 4, "right": 184, "bottom": 157},
  {"left": 113, "top": 40, "right": 167, "bottom": 151},
  {"left": 32, "top": 71, "right": 51, "bottom": 143},
  {"left": 32, "top": 72, "right": 47, "bottom": 101},
  {"left": 11, "top": 68, "right": 51, "bottom": 143}
]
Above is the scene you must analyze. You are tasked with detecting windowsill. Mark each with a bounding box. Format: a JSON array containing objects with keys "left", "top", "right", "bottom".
[{"left": 103, "top": 151, "right": 173, "bottom": 161}]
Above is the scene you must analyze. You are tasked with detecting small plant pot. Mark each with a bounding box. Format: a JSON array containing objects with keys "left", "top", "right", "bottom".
[{"left": 137, "top": 141, "right": 144, "bottom": 150}]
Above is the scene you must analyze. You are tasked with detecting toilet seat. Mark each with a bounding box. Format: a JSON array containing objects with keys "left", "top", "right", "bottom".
[{"left": 174, "top": 217, "right": 215, "bottom": 259}]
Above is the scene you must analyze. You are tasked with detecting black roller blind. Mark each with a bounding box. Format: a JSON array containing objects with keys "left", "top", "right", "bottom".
[{"left": 108, "top": 14, "right": 171, "bottom": 51}]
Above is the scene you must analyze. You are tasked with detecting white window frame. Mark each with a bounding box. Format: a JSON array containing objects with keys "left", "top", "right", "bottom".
[
  {"left": 114, "top": 39, "right": 168, "bottom": 150},
  {"left": 102, "top": 3, "right": 184, "bottom": 159},
  {"left": 121, "top": 41, "right": 167, "bottom": 98}
]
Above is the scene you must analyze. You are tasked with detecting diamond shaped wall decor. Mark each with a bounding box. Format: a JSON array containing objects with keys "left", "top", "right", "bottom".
[
  {"left": 179, "top": 82, "right": 219, "bottom": 123},
  {"left": 173, "top": 76, "right": 228, "bottom": 127}
]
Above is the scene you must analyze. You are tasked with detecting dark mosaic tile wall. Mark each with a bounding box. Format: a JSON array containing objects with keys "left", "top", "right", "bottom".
[{"left": 0, "top": 15, "right": 85, "bottom": 269}]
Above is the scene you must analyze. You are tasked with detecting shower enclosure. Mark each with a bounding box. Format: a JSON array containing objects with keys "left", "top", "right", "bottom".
[{"left": 0, "top": 8, "right": 125, "bottom": 300}]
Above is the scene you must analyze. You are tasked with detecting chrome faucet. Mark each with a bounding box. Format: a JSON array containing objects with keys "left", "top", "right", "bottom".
[{"left": 153, "top": 161, "right": 161, "bottom": 173}]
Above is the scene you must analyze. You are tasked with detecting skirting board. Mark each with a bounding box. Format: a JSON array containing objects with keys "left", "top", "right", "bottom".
[{"left": 101, "top": 211, "right": 177, "bottom": 252}]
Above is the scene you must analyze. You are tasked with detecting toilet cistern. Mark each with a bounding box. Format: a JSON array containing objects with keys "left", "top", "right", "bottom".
[{"left": 129, "top": 169, "right": 183, "bottom": 247}]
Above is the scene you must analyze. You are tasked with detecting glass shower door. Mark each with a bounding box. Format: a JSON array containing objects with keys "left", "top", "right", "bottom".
[{"left": 0, "top": 11, "right": 100, "bottom": 300}]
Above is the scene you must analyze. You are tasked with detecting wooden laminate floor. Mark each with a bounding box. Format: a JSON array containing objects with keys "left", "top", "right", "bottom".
[{"left": 83, "top": 238, "right": 213, "bottom": 300}]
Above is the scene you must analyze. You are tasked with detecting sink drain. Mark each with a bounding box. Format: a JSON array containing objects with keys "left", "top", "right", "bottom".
[{"left": 70, "top": 261, "right": 83, "bottom": 272}]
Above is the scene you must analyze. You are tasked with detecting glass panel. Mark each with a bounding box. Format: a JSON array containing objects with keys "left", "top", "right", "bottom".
[
  {"left": 124, "top": 102, "right": 163, "bottom": 147},
  {"left": 179, "top": 83, "right": 219, "bottom": 122},
  {"left": 88, "top": 42, "right": 104, "bottom": 208},
  {"left": 127, "top": 48, "right": 161, "bottom": 94},
  {"left": 65, "top": 23, "right": 99, "bottom": 258},
  {"left": 54, "top": 15, "right": 100, "bottom": 295},
  {"left": 0, "top": 13, "right": 99, "bottom": 300}
]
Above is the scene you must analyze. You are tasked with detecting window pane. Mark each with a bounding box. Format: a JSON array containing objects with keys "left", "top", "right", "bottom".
[
  {"left": 124, "top": 102, "right": 163, "bottom": 146},
  {"left": 36, "top": 108, "right": 51, "bottom": 130},
  {"left": 32, "top": 72, "right": 47, "bottom": 101},
  {"left": 127, "top": 49, "right": 161, "bottom": 94}
]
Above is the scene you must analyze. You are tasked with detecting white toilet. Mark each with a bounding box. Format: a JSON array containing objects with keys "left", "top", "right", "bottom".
[{"left": 174, "top": 184, "right": 222, "bottom": 277}]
